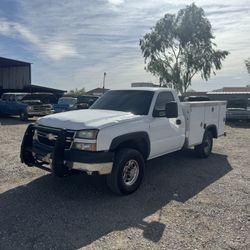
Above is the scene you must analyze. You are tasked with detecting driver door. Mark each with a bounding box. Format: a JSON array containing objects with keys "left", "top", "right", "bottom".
[{"left": 149, "top": 91, "right": 185, "bottom": 158}]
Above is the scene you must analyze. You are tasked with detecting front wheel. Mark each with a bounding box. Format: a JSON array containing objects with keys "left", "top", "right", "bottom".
[
  {"left": 20, "top": 111, "right": 28, "bottom": 121},
  {"left": 194, "top": 131, "right": 213, "bottom": 158},
  {"left": 106, "top": 148, "right": 145, "bottom": 195}
]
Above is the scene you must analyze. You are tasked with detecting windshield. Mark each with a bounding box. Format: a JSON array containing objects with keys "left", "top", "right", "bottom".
[
  {"left": 77, "top": 96, "right": 98, "bottom": 104},
  {"left": 90, "top": 90, "right": 154, "bottom": 115},
  {"left": 58, "top": 97, "right": 77, "bottom": 105},
  {"left": 16, "top": 94, "right": 27, "bottom": 101}
]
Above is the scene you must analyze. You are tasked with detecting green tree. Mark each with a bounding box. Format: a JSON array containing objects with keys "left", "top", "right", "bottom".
[
  {"left": 66, "top": 87, "right": 86, "bottom": 97},
  {"left": 140, "top": 3, "right": 229, "bottom": 94},
  {"left": 245, "top": 58, "right": 250, "bottom": 75}
]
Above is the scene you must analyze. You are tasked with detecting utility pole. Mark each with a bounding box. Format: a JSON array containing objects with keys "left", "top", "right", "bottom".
[{"left": 102, "top": 72, "right": 107, "bottom": 94}]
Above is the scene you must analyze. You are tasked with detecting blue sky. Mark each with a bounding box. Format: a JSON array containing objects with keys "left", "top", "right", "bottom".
[{"left": 0, "top": 0, "right": 250, "bottom": 91}]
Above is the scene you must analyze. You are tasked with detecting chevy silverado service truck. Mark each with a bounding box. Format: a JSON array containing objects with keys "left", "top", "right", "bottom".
[{"left": 21, "top": 88, "right": 227, "bottom": 194}]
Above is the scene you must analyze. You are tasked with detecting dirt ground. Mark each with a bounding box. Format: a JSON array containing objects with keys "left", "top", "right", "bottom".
[{"left": 0, "top": 117, "right": 249, "bottom": 250}]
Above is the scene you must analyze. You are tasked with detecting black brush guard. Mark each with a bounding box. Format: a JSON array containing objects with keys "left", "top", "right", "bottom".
[{"left": 20, "top": 124, "right": 69, "bottom": 176}]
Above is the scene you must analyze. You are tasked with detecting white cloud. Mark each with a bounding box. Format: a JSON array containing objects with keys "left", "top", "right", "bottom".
[
  {"left": 0, "top": 19, "right": 78, "bottom": 60},
  {"left": 108, "top": 0, "right": 125, "bottom": 6}
]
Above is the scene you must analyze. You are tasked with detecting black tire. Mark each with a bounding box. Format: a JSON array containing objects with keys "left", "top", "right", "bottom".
[
  {"left": 52, "top": 160, "right": 70, "bottom": 177},
  {"left": 20, "top": 124, "right": 36, "bottom": 166},
  {"left": 20, "top": 111, "right": 28, "bottom": 121},
  {"left": 194, "top": 131, "right": 213, "bottom": 158},
  {"left": 106, "top": 148, "right": 145, "bottom": 195}
]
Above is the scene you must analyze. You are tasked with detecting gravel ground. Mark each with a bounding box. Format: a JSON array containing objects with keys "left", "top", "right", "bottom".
[{"left": 0, "top": 117, "right": 249, "bottom": 250}]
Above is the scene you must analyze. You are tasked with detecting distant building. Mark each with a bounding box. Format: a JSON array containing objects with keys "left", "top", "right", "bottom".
[
  {"left": 86, "top": 87, "right": 109, "bottom": 96},
  {"left": 207, "top": 87, "right": 250, "bottom": 107},
  {"left": 212, "top": 87, "right": 250, "bottom": 92},
  {"left": 131, "top": 82, "right": 159, "bottom": 88},
  {"left": 181, "top": 87, "right": 250, "bottom": 108},
  {"left": 0, "top": 57, "right": 66, "bottom": 97},
  {"left": 0, "top": 57, "right": 31, "bottom": 91}
]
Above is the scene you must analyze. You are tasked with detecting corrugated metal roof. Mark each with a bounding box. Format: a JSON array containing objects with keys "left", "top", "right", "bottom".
[
  {"left": 0, "top": 57, "right": 31, "bottom": 67},
  {"left": 212, "top": 87, "right": 250, "bottom": 92}
]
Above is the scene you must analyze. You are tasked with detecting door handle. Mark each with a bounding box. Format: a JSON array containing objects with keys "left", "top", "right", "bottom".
[{"left": 176, "top": 119, "right": 181, "bottom": 125}]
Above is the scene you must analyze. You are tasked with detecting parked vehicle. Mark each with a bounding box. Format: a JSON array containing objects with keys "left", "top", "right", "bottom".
[
  {"left": 21, "top": 93, "right": 54, "bottom": 115},
  {"left": 76, "top": 95, "right": 99, "bottom": 109},
  {"left": 53, "top": 97, "right": 78, "bottom": 113},
  {"left": 0, "top": 93, "right": 53, "bottom": 121},
  {"left": 226, "top": 108, "right": 250, "bottom": 121},
  {"left": 226, "top": 99, "right": 250, "bottom": 121},
  {"left": 21, "top": 88, "right": 227, "bottom": 194},
  {"left": 53, "top": 96, "right": 99, "bottom": 113},
  {"left": 21, "top": 93, "right": 58, "bottom": 105}
]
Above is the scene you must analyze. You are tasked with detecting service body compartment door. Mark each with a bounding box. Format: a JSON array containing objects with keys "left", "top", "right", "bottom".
[
  {"left": 204, "top": 105, "right": 219, "bottom": 128},
  {"left": 188, "top": 106, "right": 205, "bottom": 146}
]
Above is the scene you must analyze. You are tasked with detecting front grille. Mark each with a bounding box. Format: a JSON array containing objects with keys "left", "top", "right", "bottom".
[
  {"left": 32, "top": 105, "right": 51, "bottom": 112},
  {"left": 35, "top": 126, "right": 75, "bottom": 149}
]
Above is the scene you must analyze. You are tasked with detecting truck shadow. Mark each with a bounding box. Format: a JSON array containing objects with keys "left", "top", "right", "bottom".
[
  {"left": 0, "top": 117, "right": 36, "bottom": 126},
  {"left": 0, "top": 150, "right": 232, "bottom": 249}
]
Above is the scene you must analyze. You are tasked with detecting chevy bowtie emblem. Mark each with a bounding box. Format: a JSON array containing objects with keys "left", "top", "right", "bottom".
[{"left": 47, "top": 133, "right": 57, "bottom": 141}]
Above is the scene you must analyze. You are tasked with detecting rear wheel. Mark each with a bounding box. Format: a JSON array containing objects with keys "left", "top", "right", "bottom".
[
  {"left": 106, "top": 148, "right": 145, "bottom": 195},
  {"left": 194, "top": 131, "right": 213, "bottom": 158}
]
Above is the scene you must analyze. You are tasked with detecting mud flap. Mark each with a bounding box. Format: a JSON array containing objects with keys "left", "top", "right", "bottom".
[
  {"left": 51, "top": 129, "right": 68, "bottom": 177},
  {"left": 20, "top": 124, "right": 36, "bottom": 166}
]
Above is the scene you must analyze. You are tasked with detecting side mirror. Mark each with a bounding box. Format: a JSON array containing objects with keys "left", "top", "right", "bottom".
[
  {"left": 165, "top": 102, "right": 178, "bottom": 118},
  {"left": 152, "top": 101, "right": 178, "bottom": 118}
]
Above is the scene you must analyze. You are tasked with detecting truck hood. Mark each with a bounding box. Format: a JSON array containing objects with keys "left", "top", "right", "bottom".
[{"left": 37, "top": 109, "right": 140, "bottom": 130}]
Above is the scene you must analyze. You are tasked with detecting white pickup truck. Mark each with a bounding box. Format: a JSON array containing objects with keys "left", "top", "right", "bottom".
[{"left": 21, "top": 88, "right": 227, "bottom": 194}]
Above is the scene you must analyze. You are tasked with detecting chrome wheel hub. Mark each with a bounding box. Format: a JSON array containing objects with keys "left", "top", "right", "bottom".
[{"left": 122, "top": 159, "right": 139, "bottom": 186}]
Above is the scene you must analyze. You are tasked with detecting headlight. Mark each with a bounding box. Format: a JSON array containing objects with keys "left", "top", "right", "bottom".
[
  {"left": 75, "top": 129, "right": 98, "bottom": 139},
  {"left": 72, "top": 142, "right": 97, "bottom": 151},
  {"left": 26, "top": 106, "right": 33, "bottom": 112}
]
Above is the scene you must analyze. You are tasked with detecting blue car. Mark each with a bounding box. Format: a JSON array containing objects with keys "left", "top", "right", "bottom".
[
  {"left": 0, "top": 93, "right": 53, "bottom": 120},
  {"left": 0, "top": 93, "right": 29, "bottom": 120}
]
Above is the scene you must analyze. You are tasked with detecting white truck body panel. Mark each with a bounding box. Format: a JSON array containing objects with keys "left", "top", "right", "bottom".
[
  {"left": 97, "top": 117, "right": 150, "bottom": 151},
  {"left": 36, "top": 88, "right": 226, "bottom": 161},
  {"left": 182, "top": 101, "right": 227, "bottom": 147}
]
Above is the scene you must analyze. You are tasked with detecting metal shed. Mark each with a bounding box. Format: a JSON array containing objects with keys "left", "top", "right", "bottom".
[{"left": 0, "top": 57, "right": 31, "bottom": 90}]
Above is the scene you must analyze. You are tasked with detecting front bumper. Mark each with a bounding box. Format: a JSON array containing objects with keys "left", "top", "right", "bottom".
[{"left": 20, "top": 124, "right": 114, "bottom": 175}]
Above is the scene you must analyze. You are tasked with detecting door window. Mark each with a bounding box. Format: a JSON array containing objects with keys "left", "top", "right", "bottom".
[
  {"left": 9, "top": 95, "right": 16, "bottom": 102},
  {"left": 1, "top": 94, "right": 9, "bottom": 101},
  {"left": 154, "top": 92, "right": 175, "bottom": 111}
]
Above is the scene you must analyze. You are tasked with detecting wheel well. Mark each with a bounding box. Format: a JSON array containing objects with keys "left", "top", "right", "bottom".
[
  {"left": 110, "top": 135, "right": 150, "bottom": 160},
  {"left": 206, "top": 125, "right": 218, "bottom": 138}
]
